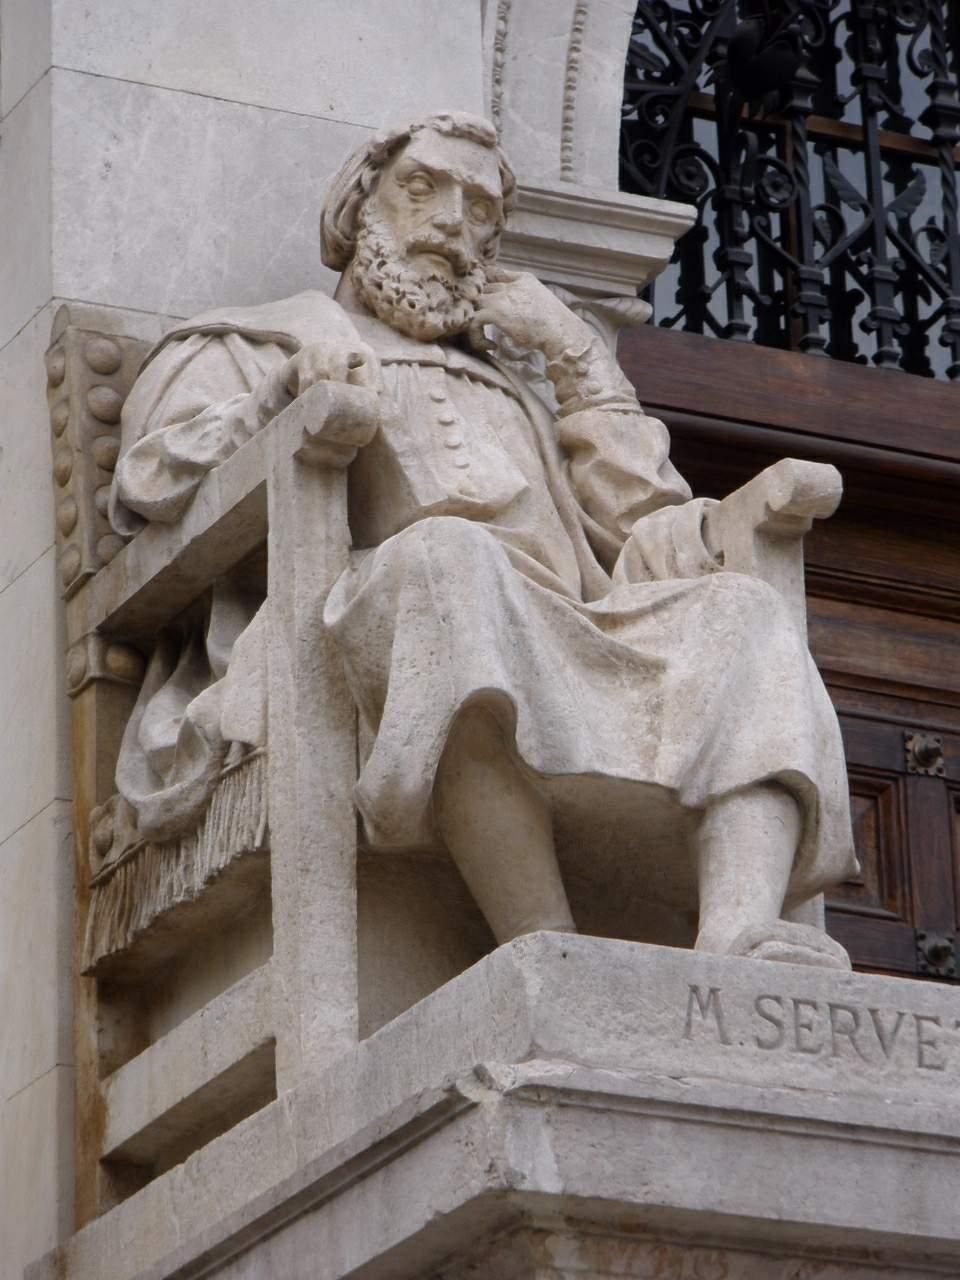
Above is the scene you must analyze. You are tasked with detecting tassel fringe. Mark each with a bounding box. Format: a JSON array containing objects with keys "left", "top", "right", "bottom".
[{"left": 83, "top": 751, "right": 269, "bottom": 971}]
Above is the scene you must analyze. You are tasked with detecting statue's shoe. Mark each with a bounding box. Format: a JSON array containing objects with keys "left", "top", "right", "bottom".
[{"left": 729, "top": 920, "right": 852, "bottom": 970}]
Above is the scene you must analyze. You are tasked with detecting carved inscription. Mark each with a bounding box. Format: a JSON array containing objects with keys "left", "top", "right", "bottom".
[{"left": 683, "top": 983, "right": 958, "bottom": 1073}]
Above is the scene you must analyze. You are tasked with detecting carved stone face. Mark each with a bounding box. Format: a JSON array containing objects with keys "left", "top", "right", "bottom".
[
  {"left": 351, "top": 128, "right": 505, "bottom": 341},
  {"left": 374, "top": 128, "right": 504, "bottom": 274}
]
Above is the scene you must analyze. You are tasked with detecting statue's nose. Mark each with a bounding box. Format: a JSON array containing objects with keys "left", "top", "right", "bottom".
[{"left": 431, "top": 190, "right": 464, "bottom": 232}]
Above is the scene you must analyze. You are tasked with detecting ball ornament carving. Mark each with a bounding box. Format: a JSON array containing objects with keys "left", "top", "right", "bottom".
[
  {"left": 65, "top": 644, "right": 88, "bottom": 690},
  {"left": 53, "top": 446, "right": 74, "bottom": 486},
  {"left": 50, "top": 401, "right": 70, "bottom": 437},
  {"left": 87, "top": 385, "right": 124, "bottom": 424},
  {"left": 46, "top": 348, "right": 66, "bottom": 387},
  {"left": 104, "top": 644, "right": 145, "bottom": 683},
  {"left": 84, "top": 336, "right": 123, "bottom": 375},
  {"left": 60, "top": 545, "right": 82, "bottom": 586},
  {"left": 57, "top": 496, "right": 78, "bottom": 536},
  {"left": 92, "top": 813, "right": 115, "bottom": 858},
  {"left": 92, "top": 437, "right": 120, "bottom": 471},
  {"left": 96, "top": 533, "right": 125, "bottom": 565}
]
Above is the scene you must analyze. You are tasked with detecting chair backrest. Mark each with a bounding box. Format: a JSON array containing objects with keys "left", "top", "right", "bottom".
[{"left": 49, "top": 316, "right": 363, "bottom": 1224}]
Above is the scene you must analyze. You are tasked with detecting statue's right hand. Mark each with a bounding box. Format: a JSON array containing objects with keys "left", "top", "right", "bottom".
[{"left": 282, "top": 339, "right": 381, "bottom": 398}]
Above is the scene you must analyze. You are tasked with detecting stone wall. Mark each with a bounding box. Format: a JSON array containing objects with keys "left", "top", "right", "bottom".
[
  {"left": 0, "top": 4, "right": 484, "bottom": 1274},
  {"left": 0, "top": 5, "right": 71, "bottom": 1274}
]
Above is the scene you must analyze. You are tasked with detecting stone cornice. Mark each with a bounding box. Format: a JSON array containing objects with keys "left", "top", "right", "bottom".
[{"left": 501, "top": 181, "right": 695, "bottom": 297}]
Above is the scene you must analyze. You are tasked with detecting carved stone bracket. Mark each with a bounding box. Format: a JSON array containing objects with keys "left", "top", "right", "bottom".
[
  {"left": 904, "top": 730, "right": 946, "bottom": 777},
  {"left": 46, "top": 313, "right": 152, "bottom": 599}
]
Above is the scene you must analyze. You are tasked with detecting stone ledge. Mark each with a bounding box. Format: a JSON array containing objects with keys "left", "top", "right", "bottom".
[
  {"left": 500, "top": 182, "right": 695, "bottom": 298},
  {"left": 103, "top": 964, "right": 275, "bottom": 1165},
  {"left": 31, "top": 935, "right": 960, "bottom": 1279}
]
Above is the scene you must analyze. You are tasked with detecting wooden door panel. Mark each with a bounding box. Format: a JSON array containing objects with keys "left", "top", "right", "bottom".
[
  {"left": 826, "top": 716, "right": 916, "bottom": 972},
  {"left": 827, "top": 915, "right": 918, "bottom": 975},
  {"left": 829, "top": 772, "right": 908, "bottom": 921}
]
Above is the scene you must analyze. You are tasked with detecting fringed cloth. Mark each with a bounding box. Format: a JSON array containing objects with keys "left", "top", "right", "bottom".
[{"left": 83, "top": 750, "right": 268, "bottom": 972}]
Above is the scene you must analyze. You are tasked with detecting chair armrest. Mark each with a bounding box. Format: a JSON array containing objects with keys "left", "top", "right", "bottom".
[
  {"left": 710, "top": 458, "right": 842, "bottom": 638},
  {"left": 67, "top": 382, "right": 380, "bottom": 645}
]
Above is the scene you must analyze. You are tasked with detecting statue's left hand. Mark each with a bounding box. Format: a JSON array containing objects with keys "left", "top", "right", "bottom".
[{"left": 470, "top": 269, "right": 593, "bottom": 361}]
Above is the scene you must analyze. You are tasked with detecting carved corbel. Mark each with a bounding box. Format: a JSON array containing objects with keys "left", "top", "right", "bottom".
[{"left": 46, "top": 319, "right": 151, "bottom": 598}]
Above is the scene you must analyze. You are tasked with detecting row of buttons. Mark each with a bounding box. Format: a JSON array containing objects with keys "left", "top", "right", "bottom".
[{"left": 430, "top": 383, "right": 469, "bottom": 468}]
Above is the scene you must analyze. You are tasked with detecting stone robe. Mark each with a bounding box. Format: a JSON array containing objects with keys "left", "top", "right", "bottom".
[{"left": 111, "top": 291, "right": 857, "bottom": 901}]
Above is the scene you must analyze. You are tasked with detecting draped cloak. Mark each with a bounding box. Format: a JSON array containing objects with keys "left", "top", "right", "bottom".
[{"left": 110, "top": 290, "right": 857, "bottom": 902}]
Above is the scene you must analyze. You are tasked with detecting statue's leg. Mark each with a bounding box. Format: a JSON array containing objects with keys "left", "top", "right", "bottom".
[
  {"left": 435, "top": 703, "right": 576, "bottom": 943},
  {"left": 694, "top": 782, "right": 799, "bottom": 955},
  {"left": 783, "top": 893, "right": 826, "bottom": 929}
]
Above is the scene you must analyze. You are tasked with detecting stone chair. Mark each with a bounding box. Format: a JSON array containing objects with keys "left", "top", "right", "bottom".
[{"left": 47, "top": 304, "right": 842, "bottom": 1220}]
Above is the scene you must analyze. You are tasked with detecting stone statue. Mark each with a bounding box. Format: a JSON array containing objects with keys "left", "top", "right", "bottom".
[{"left": 109, "top": 111, "right": 857, "bottom": 966}]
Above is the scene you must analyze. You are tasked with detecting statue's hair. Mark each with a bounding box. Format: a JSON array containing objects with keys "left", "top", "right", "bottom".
[{"left": 320, "top": 112, "right": 516, "bottom": 271}]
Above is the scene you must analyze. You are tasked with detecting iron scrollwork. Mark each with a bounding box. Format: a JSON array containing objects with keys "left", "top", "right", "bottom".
[{"left": 621, "top": 0, "right": 960, "bottom": 379}]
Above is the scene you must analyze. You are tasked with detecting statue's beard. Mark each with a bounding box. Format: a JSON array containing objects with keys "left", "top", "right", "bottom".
[{"left": 351, "top": 205, "right": 488, "bottom": 341}]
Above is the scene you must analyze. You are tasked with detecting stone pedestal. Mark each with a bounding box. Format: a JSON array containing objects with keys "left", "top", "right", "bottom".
[{"left": 31, "top": 933, "right": 960, "bottom": 1279}]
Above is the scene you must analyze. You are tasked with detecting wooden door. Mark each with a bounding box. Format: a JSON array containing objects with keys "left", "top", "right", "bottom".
[{"left": 618, "top": 324, "right": 960, "bottom": 981}]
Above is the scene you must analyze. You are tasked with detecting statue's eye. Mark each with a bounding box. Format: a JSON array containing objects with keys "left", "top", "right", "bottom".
[
  {"left": 405, "top": 173, "right": 435, "bottom": 197},
  {"left": 468, "top": 198, "right": 494, "bottom": 224}
]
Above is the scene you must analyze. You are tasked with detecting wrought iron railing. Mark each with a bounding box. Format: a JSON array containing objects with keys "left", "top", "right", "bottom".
[{"left": 621, "top": 0, "right": 960, "bottom": 379}]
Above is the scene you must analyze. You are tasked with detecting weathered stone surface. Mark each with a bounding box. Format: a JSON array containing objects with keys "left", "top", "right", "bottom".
[
  {"left": 0, "top": 305, "right": 59, "bottom": 593},
  {"left": 1, "top": 1066, "right": 73, "bottom": 1278},
  {"left": 31, "top": 937, "right": 960, "bottom": 1280},
  {"left": 305, "top": 933, "right": 960, "bottom": 1127},
  {"left": 0, "top": 76, "right": 51, "bottom": 351},
  {"left": 53, "top": 0, "right": 484, "bottom": 128},
  {"left": 436, "top": 1225, "right": 959, "bottom": 1279},
  {"left": 0, "top": 801, "right": 73, "bottom": 1105},
  {"left": 0, "top": 0, "right": 51, "bottom": 118},
  {"left": 0, "top": 549, "right": 70, "bottom": 844},
  {"left": 103, "top": 964, "right": 274, "bottom": 1168},
  {"left": 50, "top": 69, "right": 368, "bottom": 318},
  {"left": 484, "top": 0, "right": 636, "bottom": 189}
]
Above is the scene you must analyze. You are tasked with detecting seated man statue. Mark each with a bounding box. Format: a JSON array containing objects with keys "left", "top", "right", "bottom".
[{"left": 109, "top": 110, "right": 857, "bottom": 965}]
